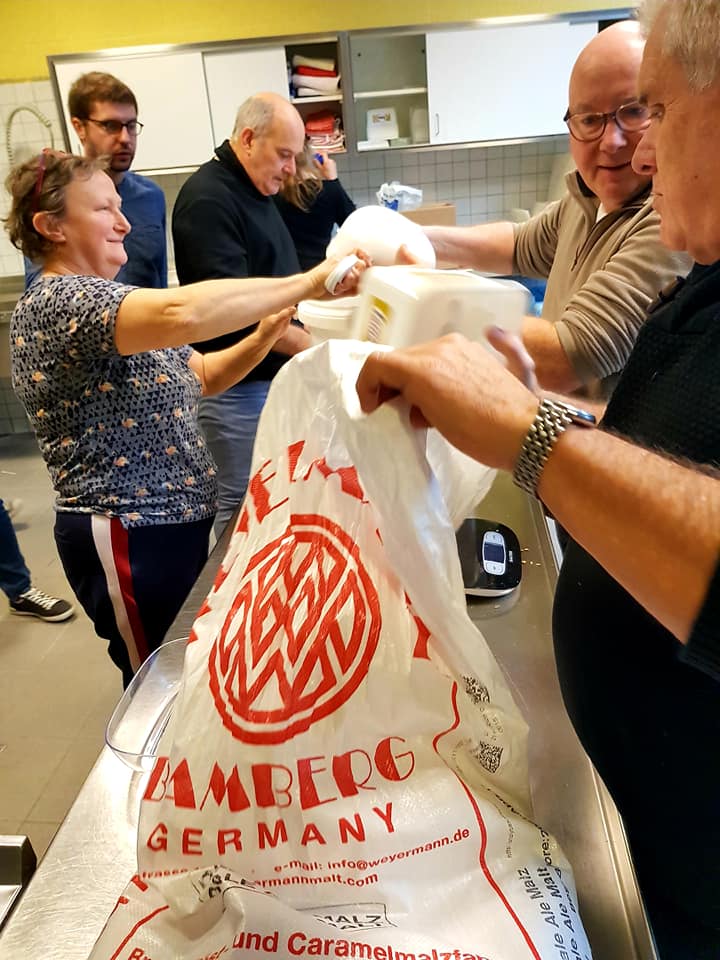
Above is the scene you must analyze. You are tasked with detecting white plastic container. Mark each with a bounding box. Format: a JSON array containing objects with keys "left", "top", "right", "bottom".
[
  {"left": 326, "top": 205, "right": 436, "bottom": 268},
  {"left": 367, "top": 106, "right": 399, "bottom": 141},
  {"left": 350, "top": 266, "right": 530, "bottom": 347},
  {"left": 297, "top": 295, "right": 361, "bottom": 346}
]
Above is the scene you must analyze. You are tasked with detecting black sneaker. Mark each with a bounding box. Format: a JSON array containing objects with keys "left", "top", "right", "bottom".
[{"left": 9, "top": 587, "right": 75, "bottom": 622}]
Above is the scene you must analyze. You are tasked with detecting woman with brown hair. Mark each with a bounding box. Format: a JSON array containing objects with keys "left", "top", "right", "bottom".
[
  {"left": 274, "top": 146, "right": 355, "bottom": 270},
  {"left": 5, "top": 150, "right": 365, "bottom": 686}
]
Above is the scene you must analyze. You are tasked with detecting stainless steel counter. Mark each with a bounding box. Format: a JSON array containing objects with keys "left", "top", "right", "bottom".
[{"left": 0, "top": 474, "right": 657, "bottom": 959}]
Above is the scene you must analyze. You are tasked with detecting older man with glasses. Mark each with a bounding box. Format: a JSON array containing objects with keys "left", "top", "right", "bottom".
[
  {"left": 357, "top": 1, "right": 720, "bottom": 953},
  {"left": 420, "top": 21, "right": 690, "bottom": 399},
  {"left": 67, "top": 71, "right": 167, "bottom": 288}
]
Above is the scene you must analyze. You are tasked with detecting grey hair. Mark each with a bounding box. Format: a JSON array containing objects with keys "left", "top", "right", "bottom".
[
  {"left": 637, "top": 0, "right": 720, "bottom": 90},
  {"left": 230, "top": 95, "right": 275, "bottom": 141}
]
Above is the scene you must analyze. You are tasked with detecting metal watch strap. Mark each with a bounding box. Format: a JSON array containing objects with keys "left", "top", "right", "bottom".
[{"left": 512, "top": 398, "right": 577, "bottom": 499}]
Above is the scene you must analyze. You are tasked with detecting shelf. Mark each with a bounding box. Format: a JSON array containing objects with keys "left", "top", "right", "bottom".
[
  {"left": 357, "top": 140, "right": 430, "bottom": 152},
  {"left": 290, "top": 93, "right": 343, "bottom": 104},
  {"left": 353, "top": 87, "right": 427, "bottom": 100}
]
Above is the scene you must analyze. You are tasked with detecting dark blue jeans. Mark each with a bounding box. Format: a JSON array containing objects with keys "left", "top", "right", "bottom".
[
  {"left": 0, "top": 498, "right": 31, "bottom": 601},
  {"left": 198, "top": 379, "right": 270, "bottom": 534}
]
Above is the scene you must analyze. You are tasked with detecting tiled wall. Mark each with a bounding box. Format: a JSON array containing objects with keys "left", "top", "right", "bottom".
[
  {"left": 0, "top": 82, "right": 65, "bottom": 277},
  {"left": 1, "top": 77, "right": 571, "bottom": 433},
  {"left": 332, "top": 139, "right": 571, "bottom": 225}
]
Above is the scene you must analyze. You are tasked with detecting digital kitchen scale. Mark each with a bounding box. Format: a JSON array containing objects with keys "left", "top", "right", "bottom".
[{"left": 455, "top": 518, "right": 522, "bottom": 597}]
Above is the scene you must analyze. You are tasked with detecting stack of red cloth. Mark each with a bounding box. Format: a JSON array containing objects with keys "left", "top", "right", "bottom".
[
  {"left": 304, "top": 109, "right": 345, "bottom": 153},
  {"left": 291, "top": 54, "right": 340, "bottom": 96}
]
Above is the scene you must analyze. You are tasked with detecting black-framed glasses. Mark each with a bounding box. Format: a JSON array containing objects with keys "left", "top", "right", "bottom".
[
  {"left": 86, "top": 118, "right": 144, "bottom": 136},
  {"left": 563, "top": 100, "right": 650, "bottom": 142}
]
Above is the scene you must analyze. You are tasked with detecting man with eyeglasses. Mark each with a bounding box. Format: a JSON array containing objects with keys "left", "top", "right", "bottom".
[
  {"left": 420, "top": 21, "right": 690, "bottom": 399},
  {"left": 67, "top": 71, "right": 167, "bottom": 288},
  {"left": 357, "top": 2, "right": 720, "bottom": 953}
]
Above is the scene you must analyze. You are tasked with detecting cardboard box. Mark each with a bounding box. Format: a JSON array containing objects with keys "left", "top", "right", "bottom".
[{"left": 401, "top": 202, "right": 456, "bottom": 227}]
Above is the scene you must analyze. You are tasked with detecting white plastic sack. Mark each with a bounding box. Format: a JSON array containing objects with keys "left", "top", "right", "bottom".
[
  {"left": 377, "top": 180, "right": 423, "bottom": 211},
  {"left": 90, "top": 341, "right": 591, "bottom": 960}
]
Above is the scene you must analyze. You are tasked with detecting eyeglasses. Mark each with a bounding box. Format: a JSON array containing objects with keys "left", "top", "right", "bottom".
[
  {"left": 563, "top": 101, "right": 651, "bottom": 142},
  {"left": 86, "top": 118, "right": 144, "bottom": 136}
]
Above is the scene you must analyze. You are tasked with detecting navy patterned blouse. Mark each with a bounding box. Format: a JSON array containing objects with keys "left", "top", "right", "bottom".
[{"left": 11, "top": 275, "right": 217, "bottom": 527}]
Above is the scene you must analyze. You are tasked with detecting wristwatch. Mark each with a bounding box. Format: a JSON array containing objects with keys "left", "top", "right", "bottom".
[{"left": 512, "top": 398, "right": 596, "bottom": 499}]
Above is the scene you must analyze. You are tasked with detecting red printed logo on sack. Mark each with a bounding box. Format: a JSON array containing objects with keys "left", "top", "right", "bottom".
[{"left": 209, "top": 514, "right": 381, "bottom": 743}]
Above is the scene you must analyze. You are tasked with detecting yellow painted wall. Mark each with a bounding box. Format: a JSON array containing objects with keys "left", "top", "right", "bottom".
[{"left": 2, "top": 0, "right": 630, "bottom": 81}]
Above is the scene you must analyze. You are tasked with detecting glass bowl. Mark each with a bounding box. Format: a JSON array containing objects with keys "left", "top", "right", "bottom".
[{"left": 104, "top": 637, "right": 187, "bottom": 771}]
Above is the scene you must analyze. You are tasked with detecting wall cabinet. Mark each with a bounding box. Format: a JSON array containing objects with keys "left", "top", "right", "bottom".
[
  {"left": 285, "top": 39, "right": 345, "bottom": 152},
  {"left": 49, "top": 14, "right": 614, "bottom": 169},
  {"left": 51, "top": 35, "right": 344, "bottom": 169},
  {"left": 204, "top": 37, "right": 346, "bottom": 148},
  {"left": 52, "top": 52, "right": 215, "bottom": 172},
  {"left": 203, "top": 46, "right": 288, "bottom": 145},
  {"left": 348, "top": 32, "right": 429, "bottom": 150},
  {"left": 425, "top": 21, "right": 597, "bottom": 145}
]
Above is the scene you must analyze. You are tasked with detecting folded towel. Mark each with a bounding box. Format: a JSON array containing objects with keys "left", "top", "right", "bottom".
[
  {"left": 295, "top": 85, "right": 336, "bottom": 98},
  {"left": 307, "top": 126, "right": 342, "bottom": 141},
  {"left": 304, "top": 111, "right": 338, "bottom": 133},
  {"left": 292, "top": 74, "right": 340, "bottom": 94},
  {"left": 292, "top": 54, "right": 335, "bottom": 72},
  {"left": 308, "top": 134, "right": 344, "bottom": 145},
  {"left": 307, "top": 134, "right": 345, "bottom": 152},
  {"left": 296, "top": 65, "right": 338, "bottom": 78}
]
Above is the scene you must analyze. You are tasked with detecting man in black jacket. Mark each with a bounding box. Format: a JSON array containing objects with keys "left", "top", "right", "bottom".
[{"left": 172, "top": 92, "right": 309, "bottom": 530}]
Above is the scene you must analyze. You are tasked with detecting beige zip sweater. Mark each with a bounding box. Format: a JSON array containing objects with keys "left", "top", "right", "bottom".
[{"left": 512, "top": 171, "right": 691, "bottom": 396}]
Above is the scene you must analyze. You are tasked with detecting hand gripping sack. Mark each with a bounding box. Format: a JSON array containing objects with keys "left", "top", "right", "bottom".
[{"left": 90, "top": 341, "right": 591, "bottom": 960}]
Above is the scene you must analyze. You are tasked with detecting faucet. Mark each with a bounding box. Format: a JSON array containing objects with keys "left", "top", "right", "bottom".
[{"left": 5, "top": 104, "right": 56, "bottom": 165}]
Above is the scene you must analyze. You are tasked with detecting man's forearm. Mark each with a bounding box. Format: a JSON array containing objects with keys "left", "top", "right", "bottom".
[
  {"left": 521, "top": 315, "right": 583, "bottom": 393},
  {"left": 424, "top": 221, "right": 516, "bottom": 274},
  {"left": 539, "top": 426, "right": 720, "bottom": 644},
  {"left": 354, "top": 336, "right": 718, "bottom": 646}
]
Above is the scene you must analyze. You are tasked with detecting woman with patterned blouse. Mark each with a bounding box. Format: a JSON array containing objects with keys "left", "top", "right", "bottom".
[{"left": 4, "top": 151, "right": 366, "bottom": 687}]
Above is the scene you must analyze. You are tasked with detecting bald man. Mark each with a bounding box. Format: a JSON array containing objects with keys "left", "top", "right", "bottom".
[
  {"left": 173, "top": 92, "right": 312, "bottom": 529},
  {"left": 424, "top": 21, "right": 690, "bottom": 398}
]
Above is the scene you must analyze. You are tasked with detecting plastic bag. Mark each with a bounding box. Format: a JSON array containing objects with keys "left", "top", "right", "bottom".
[
  {"left": 377, "top": 180, "right": 423, "bottom": 211},
  {"left": 89, "top": 341, "right": 591, "bottom": 960}
]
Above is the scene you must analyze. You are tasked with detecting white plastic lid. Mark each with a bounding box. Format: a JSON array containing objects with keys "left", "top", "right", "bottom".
[{"left": 297, "top": 295, "right": 360, "bottom": 332}]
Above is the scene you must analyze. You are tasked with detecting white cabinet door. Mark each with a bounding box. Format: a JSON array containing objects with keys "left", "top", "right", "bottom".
[
  {"left": 53, "top": 52, "right": 214, "bottom": 171},
  {"left": 203, "top": 47, "right": 288, "bottom": 145},
  {"left": 426, "top": 20, "right": 597, "bottom": 145}
]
